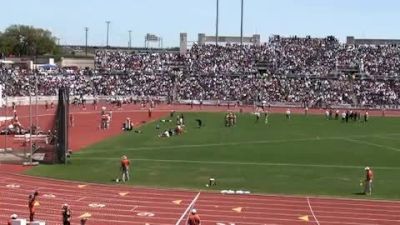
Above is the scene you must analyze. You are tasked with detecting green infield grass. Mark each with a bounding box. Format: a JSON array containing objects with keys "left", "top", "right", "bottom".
[{"left": 26, "top": 112, "right": 400, "bottom": 199}]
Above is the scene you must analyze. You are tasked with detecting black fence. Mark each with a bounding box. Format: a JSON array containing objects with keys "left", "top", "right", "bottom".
[{"left": 55, "top": 87, "right": 69, "bottom": 164}]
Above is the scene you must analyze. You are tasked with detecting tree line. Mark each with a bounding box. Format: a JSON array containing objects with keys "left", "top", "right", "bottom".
[{"left": 0, "top": 25, "right": 59, "bottom": 57}]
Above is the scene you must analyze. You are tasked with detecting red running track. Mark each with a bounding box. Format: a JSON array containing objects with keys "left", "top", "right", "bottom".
[
  {"left": 1, "top": 103, "right": 400, "bottom": 224},
  {"left": 1, "top": 172, "right": 400, "bottom": 225}
]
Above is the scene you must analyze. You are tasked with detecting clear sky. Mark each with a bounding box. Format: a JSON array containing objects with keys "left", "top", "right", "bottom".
[{"left": 1, "top": 0, "right": 399, "bottom": 47}]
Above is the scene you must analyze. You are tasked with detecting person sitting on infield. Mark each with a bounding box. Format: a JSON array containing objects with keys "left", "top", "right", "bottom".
[
  {"left": 175, "top": 125, "right": 184, "bottom": 135},
  {"left": 123, "top": 117, "right": 133, "bottom": 131},
  {"left": 120, "top": 155, "right": 130, "bottom": 182},
  {"left": 195, "top": 119, "right": 203, "bottom": 128}
]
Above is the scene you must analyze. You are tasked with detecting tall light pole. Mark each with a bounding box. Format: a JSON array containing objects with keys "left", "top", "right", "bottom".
[
  {"left": 128, "top": 30, "right": 132, "bottom": 48},
  {"left": 29, "top": 76, "right": 33, "bottom": 164},
  {"left": 35, "top": 65, "right": 38, "bottom": 128},
  {"left": 216, "top": 0, "right": 219, "bottom": 46},
  {"left": 2, "top": 70, "right": 7, "bottom": 152},
  {"left": 33, "top": 47, "right": 38, "bottom": 133},
  {"left": 106, "top": 21, "right": 111, "bottom": 47},
  {"left": 240, "top": 0, "right": 244, "bottom": 45},
  {"left": 85, "top": 27, "right": 89, "bottom": 56}
]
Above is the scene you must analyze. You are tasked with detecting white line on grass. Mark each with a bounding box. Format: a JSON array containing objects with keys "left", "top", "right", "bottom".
[
  {"left": 307, "top": 197, "right": 321, "bottom": 225},
  {"left": 372, "top": 135, "right": 400, "bottom": 141},
  {"left": 76, "top": 133, "right": 400, "bottom": 154},
  {"left": 71, "top": 157, "right": 400, "bottom": 170},
  {"left": 342, "top": 138, "right": 400, "bottom": 152}
]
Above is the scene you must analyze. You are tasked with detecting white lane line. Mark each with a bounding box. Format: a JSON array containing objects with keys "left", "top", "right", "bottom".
[
  {"left": 2, "top": 200, "right": 399, "bottom": 224},
  {"left": 307, "top": 197, "right": 321, "bottom": 225},
  {"left": 3, "top": 190, "right": 400, "bottom": 217},
  {"left": 130, "top": 205, "right": 139, "bottom": 212},
  {"left": 71, "top": 157, "right": 400, "bottom": 170},
  {"left": 342, "top": 138, "right": 400, "bottom": 152},
  {"left": 3, "top": 172, "right": 400, "bottom": 206},
  {"left": 175, "top": 192, "right": 201, "bottom": 225},
  {"left": 372, "top": 135, "right": 400, "bottom": 141},
  {"left": 0, "top": 207, "right": 172, "bottom": 225},
  {"left": 77, "top": 197, "right": 86, "bottom": 202},
  {"left": 75, "top": 132, "right": 400, "bottom": 154}
]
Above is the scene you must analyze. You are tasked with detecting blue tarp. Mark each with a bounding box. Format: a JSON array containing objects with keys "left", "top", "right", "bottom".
[{"left": 38, "top": 64, "right": 57, "bottom": 69}]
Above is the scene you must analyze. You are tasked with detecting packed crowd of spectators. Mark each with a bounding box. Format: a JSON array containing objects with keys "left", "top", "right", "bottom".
[{"left": 1, "top": 35, "right": 400, "bottom": 108}]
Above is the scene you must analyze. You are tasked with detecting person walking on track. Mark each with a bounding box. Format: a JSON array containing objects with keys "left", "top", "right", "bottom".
[
  {"left": 120, "top": 155, "right": 131, "bottom": 182},
  {"left": 187, "top": 209, "right": 201, "bottom": 225},
  {"left": 62, "top": 203, "right": 72, "bottom": 225},
  {"left": 28, "top": 191, "right": 39, "bottom": 222}
]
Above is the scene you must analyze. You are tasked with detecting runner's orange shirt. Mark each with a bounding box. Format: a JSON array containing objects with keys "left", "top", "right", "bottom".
[
  {"left": 187, "top": 214, "right": 201, "bottom": 225},
  {"left": 366, "top": 170, "right": 373, "bottom": 181},
  {"left": 121, "top": 159, "right": 130, "bottom": 169}
]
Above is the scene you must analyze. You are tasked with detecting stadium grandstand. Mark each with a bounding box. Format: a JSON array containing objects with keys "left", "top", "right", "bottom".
[
  {"left": 2, "top": 1, "right": 400, "bottom": 224},
  {"left": 2, "top": 34, "right": 400, "bottom": 109}
]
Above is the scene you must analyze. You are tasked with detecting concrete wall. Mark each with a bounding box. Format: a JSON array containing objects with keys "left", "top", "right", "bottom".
[
  {"left": 198, "top": 33, "right": 261, "bottom": 45},
  {"left": 60, "top": 57, "right": 95, "bottom": 69},
  {"left": 180, "top": 33, "right": 187, "bottom": 55},
  {"left": 346, "top": 36, "right": 400, "bottom": 45}
]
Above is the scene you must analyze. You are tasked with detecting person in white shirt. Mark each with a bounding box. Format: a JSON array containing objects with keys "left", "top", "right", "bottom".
[
  {"left": 341, "top": 112, "right": 346, "bottom": 122},
  {"left": 286, "top": 109, "right": 291, "bottom": 119},
  {"left": 325, "top": 110, "right": 330, "bottom": 120}
]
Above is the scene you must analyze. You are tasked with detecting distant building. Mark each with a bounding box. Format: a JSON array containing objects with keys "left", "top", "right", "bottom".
[{"left": 346, "top": 36, "right": 400, "bottom": 45}]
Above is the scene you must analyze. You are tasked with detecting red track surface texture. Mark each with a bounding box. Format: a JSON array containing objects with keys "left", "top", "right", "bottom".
[
  {"left": 1, "top": 103, "right": 400, "bottom": 225},
  {"left": 1, "top": 172, "right": 400, "bottom": 225}
]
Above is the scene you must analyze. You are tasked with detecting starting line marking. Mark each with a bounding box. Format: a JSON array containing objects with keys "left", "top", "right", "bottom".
[
  {"left": 136, "top": 212, "right": 155, "bottom": 217},
  {"left": 6, "top": 184, "right": 20, "bottom": 188},
  {"left": 298, "top": 215, "right": 309, "bottom": 222},
  {"left": 88, "top": 203, "right": 106, "bottom": 208},
  {"left": 172, "top": 200, "right": 182, "bottom": 205},
  {"left": 232, "top": 207, "right": 242, "bottom": 213},
  {"left": 216, "top": 223, "right": 235, "bottom": 225},
  {"left": 43, "top": 194, "right": 56, "bottom": 198},
  {"left": 79, "top": 212, "right": 92, "bottom": 218}
]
